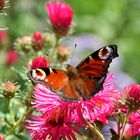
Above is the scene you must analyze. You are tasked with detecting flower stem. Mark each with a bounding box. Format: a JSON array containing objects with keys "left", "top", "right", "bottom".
[
  {"left": 49, "top": 35, "right": 59, "bottom": 63},
  {"left": 119, "top": 111, "right": 130, "bottom": 140},
  {"left": 5, "top": 106, "right": 30, "bottom": 137},
  {"left": 84, "top": 120, "right": 105, "bottom": 140},
  {"left": 7, "top": 98, "right": 11, "bottom": 113}
]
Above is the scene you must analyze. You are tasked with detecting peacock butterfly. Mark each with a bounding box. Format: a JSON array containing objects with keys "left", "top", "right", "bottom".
[{"left": 28, "top": 44, "right": 119, "bottom": 100}]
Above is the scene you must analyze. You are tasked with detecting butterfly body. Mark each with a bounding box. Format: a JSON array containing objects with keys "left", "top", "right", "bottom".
[{"left": 28, "top": 45, "right": 119, "bottom": 101}]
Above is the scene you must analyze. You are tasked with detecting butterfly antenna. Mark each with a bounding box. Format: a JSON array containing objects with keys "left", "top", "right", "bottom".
[{"left": 69, "top": 44, "right": 77, "bottom": 64}]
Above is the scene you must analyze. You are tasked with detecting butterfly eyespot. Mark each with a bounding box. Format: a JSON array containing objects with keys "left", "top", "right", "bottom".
[{"left": 99, "top": 47, "right": 113, "bottom": 60}]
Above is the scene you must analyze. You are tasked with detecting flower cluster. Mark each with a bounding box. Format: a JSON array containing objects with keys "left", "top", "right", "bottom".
[
  {"left": 26, "top": 73, "right": 120, "bottom": 139},
  {"left": 14, "top": 32, "right": 51, "bottom": 54}
]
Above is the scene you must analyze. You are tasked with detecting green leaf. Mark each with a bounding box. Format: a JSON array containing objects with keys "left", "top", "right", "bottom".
[{"left": 0, "top": 26, "right": 8, "bottom": 30}]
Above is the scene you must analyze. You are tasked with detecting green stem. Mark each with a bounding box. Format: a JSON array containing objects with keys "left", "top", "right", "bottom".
[
  {"left": 7, "top": 99, "right": 11, "bottom": 113},
  {"left": 5, "top": 106, "right": 30, "bottom": 137},
  {"left": 85, "top": 120, "right": 105, "bottom": 140},
  {"left": 49, "top": 35, "right": 59, "bottom": 63},
  {"left": 78, "top": 108, "right": 104, "bottom": 140},
  {"left": 119, "top": 111, "right": 130, "bottom": 140}
]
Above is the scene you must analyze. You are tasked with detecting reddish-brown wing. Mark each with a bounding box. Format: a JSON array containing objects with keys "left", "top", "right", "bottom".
[
  {"left": 28, "top": 68, "right": 83, "bottom": 100},
  {"left": 28, "top": 68, "right": 67, "bottom": 90},
  {"left": 75, "top": 44, "right": 119, "bottom": 99}
]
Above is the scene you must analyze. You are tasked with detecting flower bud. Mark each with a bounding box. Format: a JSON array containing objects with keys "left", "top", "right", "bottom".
[
  {"left": 32, "top": 32, "right": 44, "bottom": 52},
  {"left": 0, "top": 30, "right": 7, "bottom": 42},
  {"left": 44, "top": 33, "right": 51, "bottom": 45},
  {"left": 6, "top": 50, "right": 19, "bottom": 66},
  {"left": 57, "top": 45, "right": 70, "bottom": 62},
  {"left": 0, "top": 0, "right": 5, "bottom": 10},
  {"left": 16, "top": 36, "right": 32, "bottom": 53},
  {"left": 46, "top": 1, "right": 73, "bottom": 38},
  {"left": 0, "top": 135, "right": 4, "bottom": 140},
  {"left": 30, "top": 56, "right": 49, "bottom": 69},
  {"left": 1, "top": 81, "right": 19, "bottom": 98}
]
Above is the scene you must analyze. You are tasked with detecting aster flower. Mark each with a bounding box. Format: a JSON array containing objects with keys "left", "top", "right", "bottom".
[
  {"left": 26, "top": 113, "right": 82, "bottom": 140},
  {"left": 128, "top": 111, "right": 140, "bottom": 136},
  {"left": 30, "top": 56, "right": 49, "bottom": 69},
  {"left": 26, "top": 73, "right": 119, "bottom": 139},
  {"left": 32, "top": 32, "right": 44, "bottom": 52},
  {"left": 121, "top": 84, "right": 140, "bottom": 112},
  {"left": 6, "top": 50, "right": 19, "bottom": 66},
  {"left": 46, "top": 1, "right": 73, "bottom": 38}
]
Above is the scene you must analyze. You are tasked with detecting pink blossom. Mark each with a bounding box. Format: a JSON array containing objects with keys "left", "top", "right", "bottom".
[
  {"left": 26, "top": 73, "right": 119, "bottom": 139},
  {"left": 122, "top": 84, "right": 140, "bottom": 112},
  {"left": 46, "top": 1, "right": 73, "bottom": 38},
  {"left": 6, "top": 50, "right": 19, "bottom": 66},
  {"left": 0, "top": 30, "right": 7, "bottom": 42},
  {"left": 26, "top": 114, "right": 82, "bottom": 140},
  {"left": 30, "top": 56, "right": 49, "bottom": 69},
  {"left": 128, "top": 111, "right": 140, "bottom": 136},
  {"left": 32, "top": 32, "right": 44, "bottom": 52}
]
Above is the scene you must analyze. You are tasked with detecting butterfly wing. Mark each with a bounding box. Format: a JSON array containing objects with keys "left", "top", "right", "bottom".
[
  {"left": 28, "top": 68, "right": 68, "bottom": 90},
  {"left": 28, "top": 68, "right": 82, "bottom": 100},
  {"left": 75, "top": 44, "right": 119, "bottom": 99}
]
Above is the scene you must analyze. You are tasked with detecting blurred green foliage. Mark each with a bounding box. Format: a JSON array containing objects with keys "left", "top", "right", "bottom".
[{"left": 1, "top": 0, "right": 140, "bottom": 82}]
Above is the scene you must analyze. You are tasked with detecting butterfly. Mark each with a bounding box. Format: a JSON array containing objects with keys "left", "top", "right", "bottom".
[{"left": 28, "top": 44, "right": 119, "bottom": 101}]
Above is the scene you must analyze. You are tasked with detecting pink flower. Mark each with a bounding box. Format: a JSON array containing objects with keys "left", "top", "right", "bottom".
[
  {"left": 26, "top": 114, "right": 82, "bottom": 140},
  {"left": 0, "top": 135, "right": 4, "bottom": 140},
  {"left": 30, "top": 56, "right": 49, "bottom": 69},
  {"left": 46, "top": 1, "right": 73, "bottom": 38},
  {"left": 128, "top": 111, "right": 140, "bottom": 136},
  {"left": 122, "top": 84, "right": 140, "bottom": 112},
  {"left": 26, "top": 73, "right": 119, "bottom": 139},
  {"left": 0, "top": 30, "right": 7, "bottom": 42},
  {"left": 6, "top": 50, "right": 19, "bottom": 66},
  {"left": 32, "top": 32, "right": 44, "bottom": 52}
]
